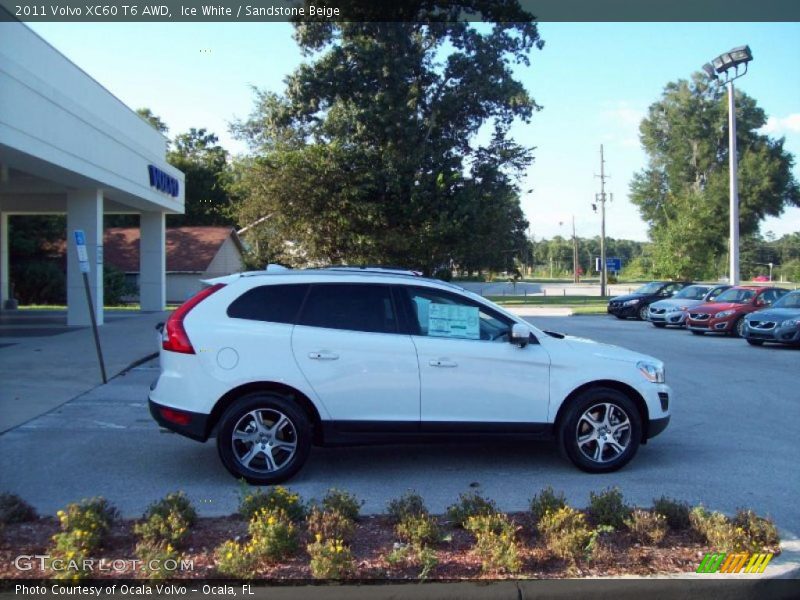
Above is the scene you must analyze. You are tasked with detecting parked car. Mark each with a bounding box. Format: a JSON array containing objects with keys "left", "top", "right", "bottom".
[
  {"left": 752, "top": 275, "right": 770, "bottom": 282},
  {"left": 743, "top": 290, "right": 800, "bottom": 346},
  {"left": 647, "top": 284, "right": 731, "bottom": 328},
  {"left": 686, "top": 286, "right": 789, "bottom": 337},
  {"left": 149, "top": 268, "right": 671, "bottom": 483},
  {"left": 607, "top": 281, "right": 692, "bottom": 321}
]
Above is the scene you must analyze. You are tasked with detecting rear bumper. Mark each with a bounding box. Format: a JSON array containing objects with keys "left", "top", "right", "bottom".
[{"left": 148, "top": 397, "right": 210, "bottom": 442}]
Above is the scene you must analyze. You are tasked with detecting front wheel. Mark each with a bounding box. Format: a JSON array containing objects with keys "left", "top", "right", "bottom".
[
  {"left": 638, "top": 305, "right": 649, "bottom": 321},
  {"left": 558, "top": 388, "right": 642, "bottom": 473},
  {"left": 732, "top": 317, "right": 745, "bottom": 338},
  {"left": 216, "top": 393, "right": 311, "bottom": 485}
]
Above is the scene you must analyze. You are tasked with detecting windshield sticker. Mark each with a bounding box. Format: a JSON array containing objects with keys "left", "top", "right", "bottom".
[{"left": 428, "top": 303, "right": 480, "bottom": 339}]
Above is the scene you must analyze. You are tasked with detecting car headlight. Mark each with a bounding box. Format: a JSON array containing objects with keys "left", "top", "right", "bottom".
[
  {"left": 623, "top": 299, "right": 640, "bottom": 306},
  {"left": 637, "top": 361, "right": 665, "bottom": 384},
  {"left": 715, "top": 310, "right": 736, "bottom": 318},
  {"left": 782, "top": 318, "right": 800, "bottom": 327}
]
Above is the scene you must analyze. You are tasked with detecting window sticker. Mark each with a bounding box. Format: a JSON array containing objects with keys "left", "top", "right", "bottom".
[{"left": 428, "top": 303, "right": 480, "bottom": 339}]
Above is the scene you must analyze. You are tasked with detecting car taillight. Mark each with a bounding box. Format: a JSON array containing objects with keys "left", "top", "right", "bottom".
[
  {"left": 162, "top": 283, "right": 226, "bottom": 354},
  {"left": 159, "top": 407, "right": 193, "bottom": 426}
]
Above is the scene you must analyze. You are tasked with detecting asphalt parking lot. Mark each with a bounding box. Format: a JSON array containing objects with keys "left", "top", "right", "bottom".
[{"left": 0, "top": 315, "right": 797, "bottom": 539}]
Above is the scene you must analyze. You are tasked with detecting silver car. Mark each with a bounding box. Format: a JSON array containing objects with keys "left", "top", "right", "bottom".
[{"left": 648, "top": 284, "right": 731, "bottom": 328}]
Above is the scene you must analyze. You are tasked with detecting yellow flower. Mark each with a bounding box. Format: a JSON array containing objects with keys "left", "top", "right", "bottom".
[
  {"left": 315, "top": 533, "right": 323, "bottom": 543},
  {"left": 226, "top": 551, "right": 233, "bottom": 560}
]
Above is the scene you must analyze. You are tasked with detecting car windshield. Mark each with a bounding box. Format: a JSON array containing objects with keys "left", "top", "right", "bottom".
[
  {"left": 773, "top": 292, "right": 800, "bottom": 309},
  {"left": 634, "top": 282, "right": 664, "bottom": 295},
  {"left": 714, "top": 288, "right": 756, "bottom": 304},
  {"left": 673, "top": 285, "right": 709, "bottom": 300}
]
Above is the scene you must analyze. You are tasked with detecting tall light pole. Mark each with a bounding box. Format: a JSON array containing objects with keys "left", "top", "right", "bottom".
[
  {"left": 703, "top": 45, "right": 753, "bottom": 285},
  {"left": 594, "top": 145, "right": 612, "bottom": 297}
]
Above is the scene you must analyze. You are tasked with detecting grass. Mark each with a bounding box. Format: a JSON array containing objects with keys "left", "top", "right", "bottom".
[{"left": 487, "top": 295, "right": 609, "bottom": 315}]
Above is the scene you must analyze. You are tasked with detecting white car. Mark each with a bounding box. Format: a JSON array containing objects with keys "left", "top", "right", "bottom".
[
  {"left": 149, "top": 268, "right": 671, "bottom": 484},
  {"left": 647, "top": 284, "right": 731, "bottom": 328}
]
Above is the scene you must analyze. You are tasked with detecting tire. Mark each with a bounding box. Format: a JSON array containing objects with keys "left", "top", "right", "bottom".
[
  {"left": 691, "top": 330, "right": 704, "bottom": 336},
  {"left": 746, "top": 338, "right": 764, "bottom": 346},
  {"left": 732, "top": 317, "right": 745, "bottom": 338},
  {"left": 638, "top": 305, "right": 649, "bottom": 321},
  {"left": 216, "top": 392, "right": 311, "bottom": 485},
  {"left": 558, "top": 388, "right": 642, "bottom": 473},
  {"left": 652, "top": 322, "right": 666, "bottom": 328}
]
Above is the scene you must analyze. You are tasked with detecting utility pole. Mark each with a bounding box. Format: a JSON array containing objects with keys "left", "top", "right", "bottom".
[
  {"left": 572, "top": 216, "right": 579, "bottom": 283},
  {"left": 594, "top": 145, "right": 611, "bottom": 297}
]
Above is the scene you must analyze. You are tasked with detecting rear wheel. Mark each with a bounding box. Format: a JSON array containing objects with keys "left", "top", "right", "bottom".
[
  {"left": 216, "top": 393, "right": 311, "bottom": 485},
  {"left": 558, "top": 388, "right": 642, "bottom": 473},
  {"left": 746, "top": 338, "right": 764, "bottom": 346}
]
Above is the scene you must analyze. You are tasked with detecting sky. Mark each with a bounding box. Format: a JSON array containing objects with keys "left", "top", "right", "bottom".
[{"left": 27, "top": 20, "right": 800, "bottom": 243}]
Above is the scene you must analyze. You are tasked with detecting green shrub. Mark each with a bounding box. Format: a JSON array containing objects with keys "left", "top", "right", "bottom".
[
  {"left": 538, "top": 506, "right": 593, "bottom": 563},
  {"left": 319, "top": 488, "right": 362, "bottom": 522},
  {"left": 625, "top": 509, "right": 667, "bottom": 545},
  {"left": 416, "top": 546, "right": 439, "bottom": 580},
  {"left": 588, "top": 487, "right": 631, "bottom": 529},
  {"left": 0, "top": 492, "right": 37, "bottom": 524},
  {"left": 134, "top": 491, "right": 196, "bottom": 548},
  {"left": 386, "top": 491, "right": 427, "bottom": 524},
  {"left": 652, "top": 496, "right": 691, "bottom": 530},
  {"left": 306, "top": 507, "right": 356, "bottom": 544},
  {"left": 385, "top": 544, "right": 438, "bottom": 580},
  {"left": 238, "top": 485, "right": 306, "bottom": 522},
  {"left": 103, "top": 264, "right": 135, "bottom": 306},
  {"left": 214, "top": 539, "right": 255, "bottom": 578},
  {"left": 465, "top": 513, "right": 522, "bottom": 574},
  {"left": 446, "top": 492, "right": 497, "bottom": 528},
  {"left": 395, "top": 513, "right": 441, "bottom": 547},
  {"left": 248, "top": 507, "right": 299, "bottom": 562},
  {"left": 307, "top": 537, "right": 355, "bottom": 579},
  {"left": 529, "top": 486, "right": 567, "bottom": 525},
  {"left": 135, "top": 541, "right": 180, "bottom": 580},
  {"left": 55, "top": 497, "right": 118, "bottom": 552},
  {"left": 691, "top": 507, "right": 780, "bottom": 553}
]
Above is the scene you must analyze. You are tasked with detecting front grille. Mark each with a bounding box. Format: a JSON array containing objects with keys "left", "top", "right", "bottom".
[
  {"left": 689, "top": 313, "right": 709, "bottom": 321},
  {"left": 650, "top": 307, "right": 666, "bottom": 315},
  {"left": 748, "top": 320, "right": 776, "bottom": 330},
  {"left": 658, "top": 392, "right": 669, "bottom": 412},
  {"left": 609, "top": 301, "right": 620, "bottom": 308}
]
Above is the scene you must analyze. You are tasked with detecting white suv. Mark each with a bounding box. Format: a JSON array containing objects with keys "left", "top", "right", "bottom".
[{"left": 149, "top": 268, "right": 671, "bottom": 484}]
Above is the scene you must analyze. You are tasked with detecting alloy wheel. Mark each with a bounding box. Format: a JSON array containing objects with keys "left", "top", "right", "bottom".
[
  {"left": 231, "top": 409, "right": 298, "bottom": 473},
  {"left": 575, "top": 402, "right": 632, "bottom": 464}
]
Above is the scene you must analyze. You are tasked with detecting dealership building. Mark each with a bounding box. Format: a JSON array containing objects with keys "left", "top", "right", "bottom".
[{"left": 0, "top": 13, "right": 185, "bottom": 325}]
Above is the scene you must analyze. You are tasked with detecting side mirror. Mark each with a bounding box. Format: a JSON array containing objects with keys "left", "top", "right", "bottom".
[{"left": 510, "top": 323, "right": 532, "bottom": 348}]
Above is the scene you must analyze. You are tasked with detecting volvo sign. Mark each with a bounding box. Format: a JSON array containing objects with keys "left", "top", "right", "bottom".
[{"left": 148, "top": 165, "right": 179, "bottom": 197}]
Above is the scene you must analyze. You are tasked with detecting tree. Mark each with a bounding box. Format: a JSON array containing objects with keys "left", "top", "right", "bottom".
[
  {"left": 136, "top": 107, "right": 169, "bottom": 136},
  {"left": 167, "top": 128, "right": 233, "bottom": 227},
  {"left": 630, "top": 74, "right": 799, "bottom": 279},
  {"left": 230, "top": 3, "right": 544, "bottom": 273}
]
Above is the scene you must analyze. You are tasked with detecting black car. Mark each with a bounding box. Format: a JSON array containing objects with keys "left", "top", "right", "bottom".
[{"left": 607, "top": 281, "right": 693, "bottom": 321}]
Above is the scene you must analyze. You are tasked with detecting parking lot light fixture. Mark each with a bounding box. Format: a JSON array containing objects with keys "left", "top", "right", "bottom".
[{"left": 705, "top": 45, "right": 753, "bottom": 286}]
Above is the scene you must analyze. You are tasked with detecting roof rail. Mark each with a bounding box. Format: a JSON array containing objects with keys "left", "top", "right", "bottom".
[{"left": 322, "top": 265, "right": 422, "bottom": 276}]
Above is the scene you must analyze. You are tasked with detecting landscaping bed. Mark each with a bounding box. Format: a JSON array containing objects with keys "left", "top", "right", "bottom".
[{"left": 0, "top": 488, "right": 781, "bottom": 581}]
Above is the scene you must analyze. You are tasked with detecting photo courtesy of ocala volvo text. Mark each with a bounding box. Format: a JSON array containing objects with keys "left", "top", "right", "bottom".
[{"left": 149, "top": 267, "right": 671, "bottom": 484}]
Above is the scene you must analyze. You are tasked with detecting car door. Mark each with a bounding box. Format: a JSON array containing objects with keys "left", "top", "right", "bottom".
[
  {"left": 396, "top": 285, "right": 551, "bottom": 429},
  {"left": 291, "top": 282, "right": 420, "bottom": 424}
]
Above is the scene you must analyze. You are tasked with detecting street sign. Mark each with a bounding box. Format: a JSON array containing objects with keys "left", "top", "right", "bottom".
[
  {"left": 595, "top": 257, "right": 622, "bottom": 273},
  {"left": 74, "top": 229, "right": 90, "bottom": 273}
]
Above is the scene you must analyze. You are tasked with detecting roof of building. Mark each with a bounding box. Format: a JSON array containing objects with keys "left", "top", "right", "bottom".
[{"left": 103, "top": 226, "right": 243, "bottom": 273}]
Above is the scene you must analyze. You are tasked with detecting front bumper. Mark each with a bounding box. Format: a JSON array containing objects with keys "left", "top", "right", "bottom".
[
  {"left": 687, "top": 316, "right": 735, "bottom": 332},
  {"left": 647, "top": 415, "right": 670, "bottom": 439},
  {"left": 149, "top": 397, "right": 210, "bottom": 442},
  {"left": 608, "top": 304, "right": 639, "bottom": 318},
  {"left": 744, "top": 323, "right": 800, "bottom": 345}
]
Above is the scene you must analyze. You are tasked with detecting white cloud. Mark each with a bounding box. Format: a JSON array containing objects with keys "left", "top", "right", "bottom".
[{"left": 760, "top": 113, "right": 800, "bottom": 135}]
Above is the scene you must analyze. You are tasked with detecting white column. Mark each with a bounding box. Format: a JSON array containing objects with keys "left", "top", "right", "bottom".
[
  {"left": 139, "top": 211, "right": 166, "bottom": 311},
  {"left": 67, "top": 189, "right": 104, "bottom": 326},
  {"left": 0, "top": 212, "right": 9, "bottom": 309}
]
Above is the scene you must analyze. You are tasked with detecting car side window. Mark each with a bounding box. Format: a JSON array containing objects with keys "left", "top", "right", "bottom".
[
  {"left": 297, "top": 283, "right": 398, "bottom": 334},
  {"left": 707, "top": 287, "right": 725, "bottom": 301},
  {"left": 227, "top": 284, "right": 309, "bottom": 324},
  {"left": 399, "top": 287, "right": 512, "bottom": 342},
  {"left": 760, "top": 290, "right": 778, "bottom": 305}
]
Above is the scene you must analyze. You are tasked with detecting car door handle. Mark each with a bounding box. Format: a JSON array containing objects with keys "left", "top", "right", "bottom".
[
  {"left": 429, "top": 359, "right": 457, "bottom": 368},
  {"left": 308, "top": 351, "right": 339, "bottom": 361}
]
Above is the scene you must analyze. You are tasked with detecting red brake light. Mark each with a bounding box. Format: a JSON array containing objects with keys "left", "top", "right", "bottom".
[
  {"left": 162, "top": 283, "right": 226, "bottom": 354},
  {"left": 160, "top": 407, "right": 192, "bottom": 426}
]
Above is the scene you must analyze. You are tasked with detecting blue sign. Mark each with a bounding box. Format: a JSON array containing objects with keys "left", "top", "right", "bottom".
[
  {"left": 148, "top": 165, "right": 179, "bottom": 197},
  {"left": 73, "top": 229, "right": 90, "bottom": 273},
  {"left": 595, "top": 257, "right": 622, "bottom": 273}
]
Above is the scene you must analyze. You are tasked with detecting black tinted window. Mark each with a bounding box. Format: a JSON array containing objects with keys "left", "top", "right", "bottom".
[
  {"left": 298, "top": 284, "right": 397, "bottom": 334},
  {"left": 227, "top": 284, "right": 309, "bottom": 324}
]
